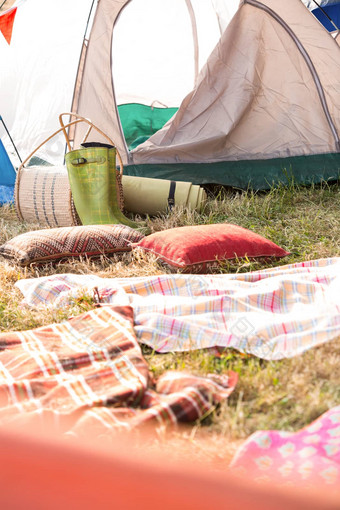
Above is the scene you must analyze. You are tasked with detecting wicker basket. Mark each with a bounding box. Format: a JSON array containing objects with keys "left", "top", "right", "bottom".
[
  {"left": 14, "top": 114, "right": 124, "bottom": 228},
  {"left": 15, "top": 165, "right": 81, "bottom": 227}
]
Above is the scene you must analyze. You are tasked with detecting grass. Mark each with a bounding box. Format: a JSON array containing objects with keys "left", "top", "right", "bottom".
[{"left": 0, "top": 180, "right": 339, "bottom": 464}]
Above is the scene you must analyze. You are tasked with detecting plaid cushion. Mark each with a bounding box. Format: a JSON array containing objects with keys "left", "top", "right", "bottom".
[{"left": 0, "top": 224, "right": 145, "bottom": 265}]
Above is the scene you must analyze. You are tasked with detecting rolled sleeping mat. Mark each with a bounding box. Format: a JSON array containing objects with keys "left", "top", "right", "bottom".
[{"left": 121, "top": 175, "right": 207, "bottom": 216}]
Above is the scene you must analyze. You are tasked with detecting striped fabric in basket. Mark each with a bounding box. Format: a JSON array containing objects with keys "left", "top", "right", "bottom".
[{"left": 15, "top": 165, "right": 80, "bottom": 227}]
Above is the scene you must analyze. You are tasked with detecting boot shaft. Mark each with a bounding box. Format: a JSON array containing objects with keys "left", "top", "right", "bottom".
[{"left": 66, "top": 146, "right": 118, "bottom": 225}]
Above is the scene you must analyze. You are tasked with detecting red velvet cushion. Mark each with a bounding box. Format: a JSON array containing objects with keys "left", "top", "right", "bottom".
[{"left": 133, "top": 223, "right": 289, "bottom": 272}]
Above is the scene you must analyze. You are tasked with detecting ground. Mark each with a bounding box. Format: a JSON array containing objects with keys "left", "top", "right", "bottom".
[{"left": 0, "top": 181, "right": 339, "bottom": 464}]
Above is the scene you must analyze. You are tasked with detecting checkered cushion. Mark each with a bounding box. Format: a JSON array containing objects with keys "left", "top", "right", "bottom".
[{"left": 0, "top": 224, "right": 145, "bottom": 266}]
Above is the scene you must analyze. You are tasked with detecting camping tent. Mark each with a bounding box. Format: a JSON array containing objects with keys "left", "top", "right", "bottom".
[
  {"left": 0, "top": 0, "right": 94, "bottom": 167},
  {"left": 0, "top": 0, "right": 339, "bottom": 190}
]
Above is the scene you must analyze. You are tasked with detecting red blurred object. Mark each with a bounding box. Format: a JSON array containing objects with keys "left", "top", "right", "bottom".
[
  {"left": 0, "top": 7, "right": 17, "bottom": 45},
  {"left": 0, "top": 426, "right": 338, "bottom": 510}
]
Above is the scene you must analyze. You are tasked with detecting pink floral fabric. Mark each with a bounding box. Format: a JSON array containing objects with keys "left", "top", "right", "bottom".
[{"left": 231, "top": 406, "right": 340, "bottom": 494}]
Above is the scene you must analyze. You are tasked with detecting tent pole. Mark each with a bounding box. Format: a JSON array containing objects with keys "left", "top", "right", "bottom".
[
  {"left": 311, "top": 0, "right": 339, "bottom": 31},
  {"left": 185, "top": 0, "right": 199, "bottom": 86},
  {"left": 0, "top": 116, "right": 22, "bottom": 163},
  {"left": 84, "top": 0, "right": 96, "bottom": 35},
  {"left": 0, "top": 0, "right": 9, "bottom": 10},
  {"left": 67, "top": 0, "right": 96, "bottom": 149}
]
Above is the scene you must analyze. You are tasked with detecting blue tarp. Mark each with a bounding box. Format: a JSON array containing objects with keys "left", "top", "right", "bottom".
[
  {"left": 0, "top": 139, "right": 16, "bottom": 205},
  {"left": 312, "top": 2, "right": 340, "bottom": 31}
]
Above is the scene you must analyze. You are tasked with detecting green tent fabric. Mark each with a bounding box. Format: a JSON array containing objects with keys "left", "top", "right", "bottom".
[
  {"left": 118, "top": 104, "right": 178, "bottom": 150},
  {"left": 124, "top": 153, "right": 340, "bottom": 191}
]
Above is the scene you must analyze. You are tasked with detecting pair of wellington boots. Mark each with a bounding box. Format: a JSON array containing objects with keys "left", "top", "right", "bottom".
[{"left": 65, "top": 145, "right": 148, "bottom": 233}]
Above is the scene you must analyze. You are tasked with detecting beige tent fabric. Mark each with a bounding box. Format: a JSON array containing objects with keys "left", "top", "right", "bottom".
[
  {"left": 74, "top": 0, "right": 224, "bottom": 163},
  {"left": 132, "top": 0, "right": 340, "bottom": 164},
  {"left": 74, "top": 0, "right": 129, "bottom": 161},
  {"left": 262, "top": 0, "right": 340, "bottom": 146}
]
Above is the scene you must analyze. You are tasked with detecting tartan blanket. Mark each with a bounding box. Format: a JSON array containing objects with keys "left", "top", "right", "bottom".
[
  {"left": 0, "top": 305, "right": 236, "bottom": 436},
  {"left": 16, "top": 257, "right": 340, "bottom": 360},
  {"left": 230, "top": 406, "right": 340, "bottom": 495}
]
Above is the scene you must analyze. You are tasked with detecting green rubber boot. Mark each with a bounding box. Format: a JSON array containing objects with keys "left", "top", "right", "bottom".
[{"left": 65, "top": 146, "right": 146, "bottom": 232}]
